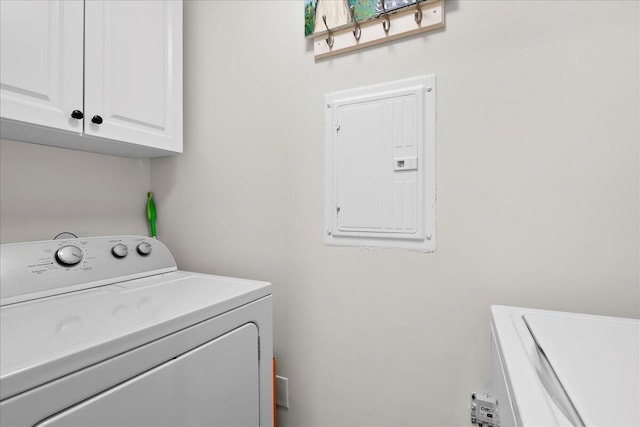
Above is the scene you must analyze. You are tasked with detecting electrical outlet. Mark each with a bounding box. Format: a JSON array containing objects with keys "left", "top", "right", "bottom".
[{"left": 276, "top": 375, "right": 289, "bottom": 409}]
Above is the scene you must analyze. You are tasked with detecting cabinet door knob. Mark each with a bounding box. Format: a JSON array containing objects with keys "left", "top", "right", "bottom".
[
  {"left": 70, "top": 110, "right": 84, "bottom": 120},
  {"left": 91, "top": 115, "right": 103, "bottom": 124}
]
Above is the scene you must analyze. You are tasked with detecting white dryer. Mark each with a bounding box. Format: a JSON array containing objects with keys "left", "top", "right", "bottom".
[
  {"left": 478, "top": 305, "right": 639, "bottom": 427},
  {"left": 0, "top": 236, "right": 273, "bottom": 427}
]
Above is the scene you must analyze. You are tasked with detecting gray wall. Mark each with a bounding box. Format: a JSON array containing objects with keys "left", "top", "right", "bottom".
[
  {"left": 1, "top": 1, "right": 638, "bottom": 426},
  {"left": 151, "top": 1, "right": 639, "bottom": 426},
  {"left": 1, "top": 139, "right": 150, "bottom": 243}
]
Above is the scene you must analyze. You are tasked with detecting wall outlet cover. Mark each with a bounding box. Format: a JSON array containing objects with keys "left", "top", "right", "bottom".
[{"left": 276, "top": 375, "right": 289, "bottom": 409}]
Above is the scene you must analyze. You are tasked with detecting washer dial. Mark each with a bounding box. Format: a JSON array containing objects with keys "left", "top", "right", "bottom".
[
  {"left": 111, "top": 243, "right": 129, "bottom": 258},
  {"left": 136, "top": 242, "right": 152, "bottom": 256},
  {"left": 55, "top": 245, "right": 83, "bottom": 266}
]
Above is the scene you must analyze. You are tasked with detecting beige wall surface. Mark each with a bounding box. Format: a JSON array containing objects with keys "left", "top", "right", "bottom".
[
  {"left": 152, "top": 1, "right": 639, "bottom": 426},
  {"left": 0, "top": 139, "right": 151, "bottom": 243},
  {"left": 0, "top": 0, "right": 637, "bottom": 426}
]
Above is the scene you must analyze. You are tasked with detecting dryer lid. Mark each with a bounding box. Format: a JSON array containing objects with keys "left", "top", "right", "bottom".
[{"left": 523, "top": 312, "right": 640, "bottom": 427}]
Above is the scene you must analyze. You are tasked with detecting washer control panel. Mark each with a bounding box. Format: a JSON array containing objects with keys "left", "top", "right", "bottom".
[{"left": 0, "top": 236, "right": 177, "bottom": 306}]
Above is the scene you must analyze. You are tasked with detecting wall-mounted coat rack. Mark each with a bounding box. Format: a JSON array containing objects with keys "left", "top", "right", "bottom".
[{"left": 306, "top": 0, "right": 445, "bottom": 60}]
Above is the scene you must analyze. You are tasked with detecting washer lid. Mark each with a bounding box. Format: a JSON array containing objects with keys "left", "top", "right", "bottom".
[
  {"left": 523, "top": 312, "right": 640, "bottom": 427},
  {"left": 0, "top": 271, "right": 271, "bottom": 401}
]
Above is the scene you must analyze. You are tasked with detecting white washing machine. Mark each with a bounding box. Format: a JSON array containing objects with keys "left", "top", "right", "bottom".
[
  {"left": 0, "top": 236, "right": 273, "bottom": 427},
  {"left": 477, "top": 305, "right": 639, "bottom": 427}
]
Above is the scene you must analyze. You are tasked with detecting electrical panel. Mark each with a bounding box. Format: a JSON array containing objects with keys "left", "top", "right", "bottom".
[{"left": 324, "top": 75, "right": 436, "bottom": 252}]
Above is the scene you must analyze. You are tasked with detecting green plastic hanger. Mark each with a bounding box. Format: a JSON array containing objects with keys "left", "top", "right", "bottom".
[{"left": 147, "top": 191, "right": 157, "bottom": 238}]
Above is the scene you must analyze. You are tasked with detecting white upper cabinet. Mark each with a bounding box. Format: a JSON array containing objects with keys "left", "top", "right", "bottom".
[
  {"left": 0, "top": 0, "right": 183, "bottom": 158},
  {"left": 84, "top": 1, "right": 182, "bottom": 152},
  {"left": 0, "top": 0, "right": 84, "bottom": 133}
]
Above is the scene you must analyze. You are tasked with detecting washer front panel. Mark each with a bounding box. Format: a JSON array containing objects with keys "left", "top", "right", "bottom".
[
  {"left": 37, "top": 323, "right": 260, "bottom": 427},
  {"left": 0, "top": 296, "right": 273, "bottom": 427}
]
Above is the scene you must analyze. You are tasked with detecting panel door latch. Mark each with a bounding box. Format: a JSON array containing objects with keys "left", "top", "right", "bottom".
[{"left": 471, "top": 392, "right": 498, "bottom": 427}]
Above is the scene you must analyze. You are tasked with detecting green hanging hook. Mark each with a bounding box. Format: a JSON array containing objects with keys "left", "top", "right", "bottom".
[{"left": 147, "top": 191, "right": 157, "bottom": 238}]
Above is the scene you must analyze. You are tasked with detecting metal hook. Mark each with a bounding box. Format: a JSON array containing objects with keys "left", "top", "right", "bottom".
[
  {"left": 322, "top": 15, "right": 334, "bottom": 48},
  {"left": 350, "top": 6, "right": 361, "bottom": 41},
  {"left": 381, "top": 0, "right": 390, "bottom": 33},
  {"left": 414, "top": 1, "right": 423, "bottom": 24}
]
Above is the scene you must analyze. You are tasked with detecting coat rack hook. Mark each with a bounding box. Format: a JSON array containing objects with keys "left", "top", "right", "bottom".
[
  {"left": 381, "top": 0, "right": 390, "bottom": 33},
  {"left": 350, "top": 6, "right": 361, "bottom": 41},
  {"left": 414, "top": 1, "right": 423, "bottom": 24},
  {"left": 322, "top": 15, "right": 334, "bottom": 48}
]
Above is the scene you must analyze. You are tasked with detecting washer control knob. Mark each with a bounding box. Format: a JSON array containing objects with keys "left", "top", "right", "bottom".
[
  {"left": 111, "top": 243, "right": 129, "bottom": 258},
  {"left": 55, "top": 245, "right": 83, "bottom": 266},
  {"left": 136, "top": 242, "right": 152, "bottom": 256}
]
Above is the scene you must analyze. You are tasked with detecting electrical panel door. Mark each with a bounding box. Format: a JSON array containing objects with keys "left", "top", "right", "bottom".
[{"left": 325, "top": 76, "right": 436, "bottom": 252}]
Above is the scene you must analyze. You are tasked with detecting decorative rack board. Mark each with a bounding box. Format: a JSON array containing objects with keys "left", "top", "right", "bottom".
[{"left": 306, "top": 0, "right": 445, "bottom": 60}]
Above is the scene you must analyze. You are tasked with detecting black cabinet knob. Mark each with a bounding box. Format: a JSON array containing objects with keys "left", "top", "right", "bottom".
[
  {"left": 91, "top": 115, "right": 103, "bottom": 124},
  {"left": 70, "top": 110, "right": 84, "bottom": 120}
]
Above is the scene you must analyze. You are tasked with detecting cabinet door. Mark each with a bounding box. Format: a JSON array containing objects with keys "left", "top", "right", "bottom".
[
  {"left": 0, "top": 0, "right": 84, "bottom": 133},
  {"left": 84, "top": 1, "right": 183, "bottom": 153}
]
